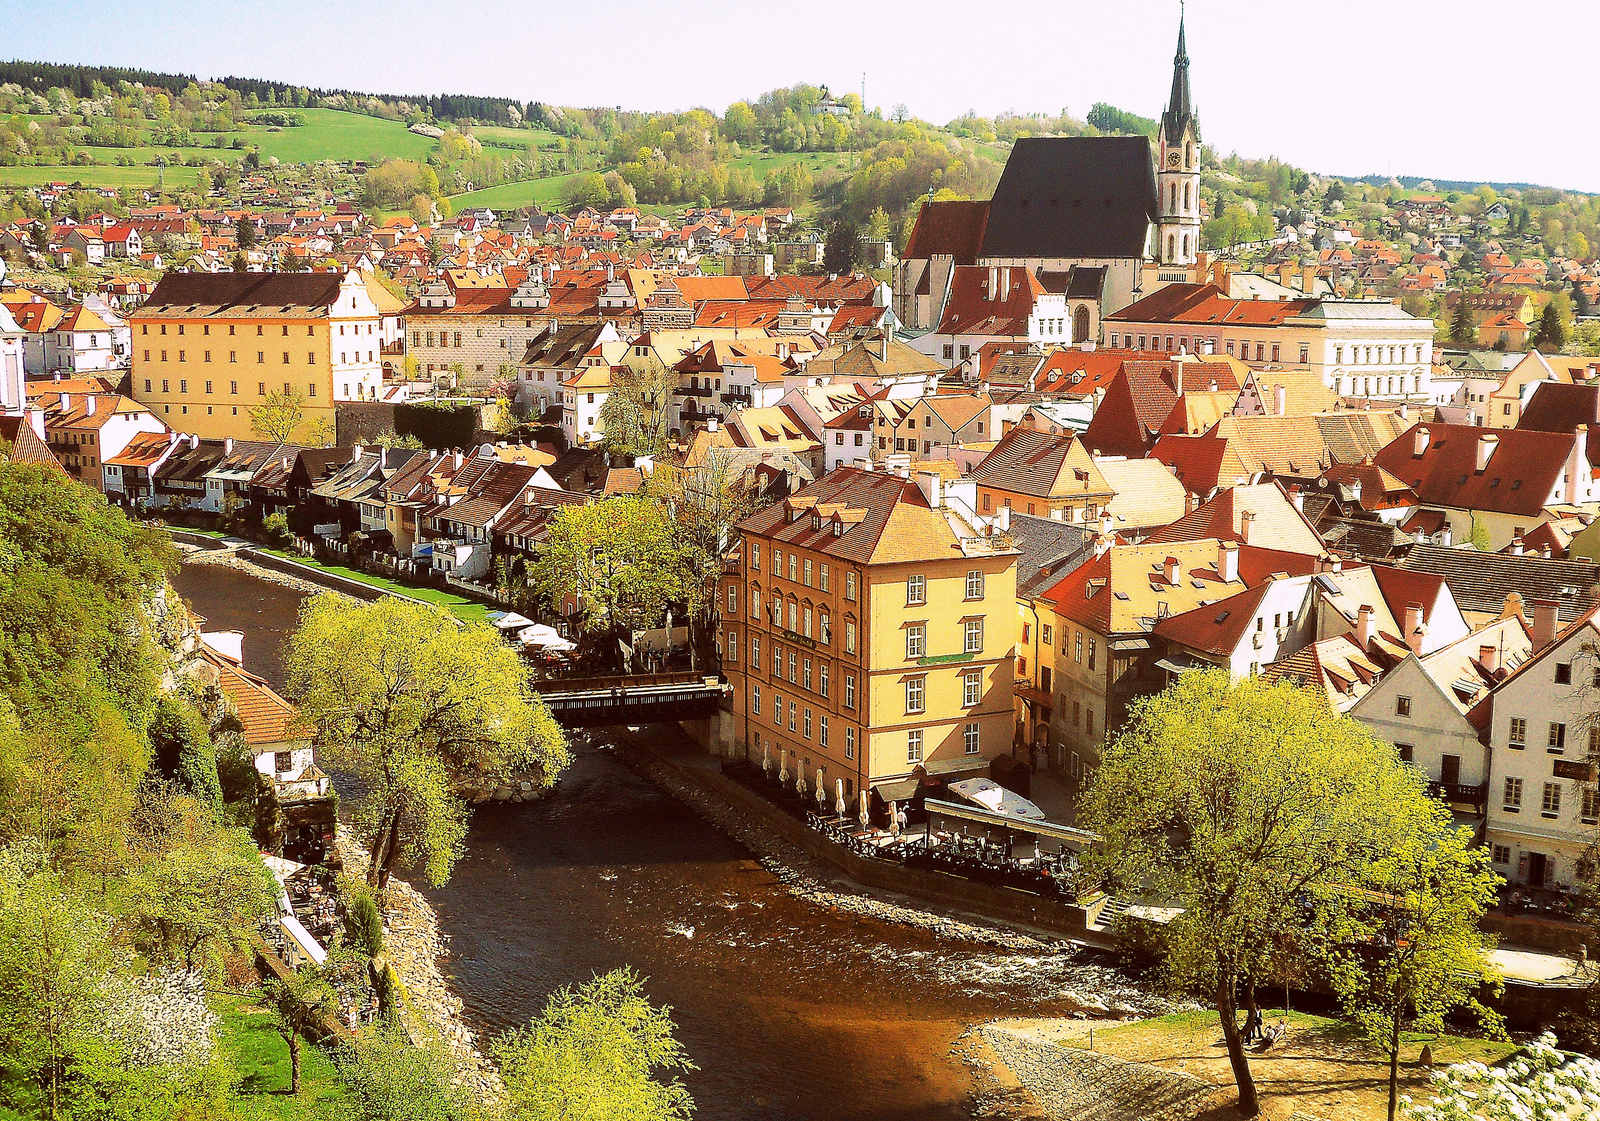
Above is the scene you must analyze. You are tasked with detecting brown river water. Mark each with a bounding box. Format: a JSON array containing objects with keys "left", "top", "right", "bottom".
[{"left": 175, "top": 562, "right": 1132, "bottom": 1120}]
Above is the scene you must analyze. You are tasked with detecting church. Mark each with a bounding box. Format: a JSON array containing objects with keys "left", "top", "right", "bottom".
[{"left": 894, "top": 10, "right": 1206, "bottom": 346}]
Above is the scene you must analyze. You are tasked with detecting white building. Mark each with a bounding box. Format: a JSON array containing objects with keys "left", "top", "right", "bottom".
[{"left": 1482, "top": 602, "right": 1600, "bottom": 889}]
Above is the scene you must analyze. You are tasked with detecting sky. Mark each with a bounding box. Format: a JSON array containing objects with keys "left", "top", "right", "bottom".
[{"left": 5, "top": 0, "right": 1600, "bottom": 192}]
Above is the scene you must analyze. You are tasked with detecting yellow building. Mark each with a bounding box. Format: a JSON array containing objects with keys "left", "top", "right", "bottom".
[
  {"left": 721, "top": 466, "right": 1018, "bottom": 806},
  {"left": 130, "top": 271, "right": 383, "bottom": 442}
]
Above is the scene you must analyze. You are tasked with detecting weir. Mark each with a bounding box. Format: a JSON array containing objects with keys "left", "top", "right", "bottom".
[{"left": 530, "top": 672, "right": 731, "bottom": 726}]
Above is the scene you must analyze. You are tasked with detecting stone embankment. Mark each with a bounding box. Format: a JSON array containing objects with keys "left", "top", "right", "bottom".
[
  {"left": 336, "top": 831, "right": 504, "bottom": 1104},
  {"left": 980, "top": 1020, "right": 1218, "bottom": 1121},
  {"left": 179, "top": 544, "right": 345, "bottom": 598}
]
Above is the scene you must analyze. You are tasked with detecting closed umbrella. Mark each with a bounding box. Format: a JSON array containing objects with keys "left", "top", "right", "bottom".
[
  {"left": 815, "top": 769, "right": 827, "bottom": 809},
  {"left": 762, "top": 742, "right": 771, "bottom": 778},
  {"left": 888, "top": 800, "right": 900, "bottom": 837},
  {"left": 796, "top": 771, "right": 807, "bottom": 801},
  {"left": 779, "top": 752, "right": 788, "bottom": 785},
  {"left": 858, "top": 791, "right": 870, "bottom": 830},
  {"left": 835, "top": 778, "right": 846, "bottom": 818}
]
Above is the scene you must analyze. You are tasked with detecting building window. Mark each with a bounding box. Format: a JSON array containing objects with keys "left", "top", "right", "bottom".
[
  {"left": 788, "top": 702, "right": 796, "bottom": 732},
  {"left": 787, "top": 651, "right": 797, "bottom": 683},
  {"left": 906, "top": 574, "right": 925, "bottom": 606},
  {"left": 906, "top": 625, "right": 925, "bottom": 660},
  {"left": 773, "top": 549, "right": 782, "bottom": 576},
  {"left": 773, "top": 692, "right": 782, "bottom": 726},
  {"left": 964, "top": 722, "right": 980, "bottom": 756},
  {"left": 1510, "top": 717, "right": 1527, "bottom": 747},
  {"left": 1585, "top": 788, "right": 1600, "bottom": 824},
  {"left": 788, "top": 601, "right": 797, "bottom": 632},
  {"left": 846, "top": 621, "right": 856, "bottom": 654},
  {"left": 804, "top": 709, "right": 812, "bottom": 739},
  {"left": 727, "top": 631, "right": 737, "bottom": 663},
  {"left": 1492, "top": 844, "right": 1511, "bottom": 865},
  {"left": 905, "top": 677, "right": 925, "bottom": 715},
  {"left": 1042, "top": 625, "right": 1053, "bottom": 646},
  {"left": 804, "top": 558, "right": 813, "bottom": 587},
  {"left": 820, "top": 662, "right": 829, "bottom": 697},
  {"left": 803, "top": 658, "right": 812, "bottom": 691},
  {"left": 1396, "top": 696, "right": 1411, "bottom": 717},
  {"left": 846, "top": 572, "right": 857, "bottom": 601},
  {"left": 751, "top": 636, "right": 759, "bottom": 667},
  {"left": 964, "top": 671, "right": 980, "bottom": 706},
  {"left": 1075, "top": 633, "right": 1083, "bottom": 663},
  {"left": 1503, "top": 777, "right": 1522, "bottom": 810},
  {"left": 1396, "top": 743, "right": 1414, "bottom": 762},
  {"left": 820, "top": 564, "right": 830, "bottom": 592},
  {"left": 752, "top": 686, "right": 761, "bottom": 715},
  {"left": 965, "top": 570, "right": 985, "bottom": 599},
  {"left": 1549, "top": 722, "right": 1567, "bottom": 753},
  {"left": 964, "top": 619, "right": 984, "bottom": 654},
  {"left": 1543, "top": 782, "right": 1562, "bottom": 817},
  {"left": 907, "top": 730, "right": 923, "bottom": 764},
  {"left": 845, "top": 675, "right": 856, "bottom": 709},
  {"left": 820, "top": 613, "right": 831, "bottom": 645},
  {"left": 820, "top": 715, "right": 829, "bottom": 747},
  {"left": 1556, "top": 662, "right": 1572, "bottom": 685},
  {"left": 845, "top": 727, "right": 855, "bottom": 759},
  {"left": 750, "top": 542, "right": 760, "bottom": 570},
  {"left": 727, "top": 585, "right": 738, "bottom": 614}
]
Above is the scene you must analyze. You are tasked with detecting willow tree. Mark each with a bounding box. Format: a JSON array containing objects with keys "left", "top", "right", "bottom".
[
  {"left": 286, "top": 596, "right": 570, "bottom": 888},
  {"left": 1081, "top": 670, "right": 1436, "bottom": 1117}
]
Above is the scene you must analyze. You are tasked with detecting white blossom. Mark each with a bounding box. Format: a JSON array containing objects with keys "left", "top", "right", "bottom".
[
  {"left": 96, "top": 969, "right": 218, "bottom": 1072},
  {"left": 1402, "top": 1034, "right": 1600, "bottom": 1121}
]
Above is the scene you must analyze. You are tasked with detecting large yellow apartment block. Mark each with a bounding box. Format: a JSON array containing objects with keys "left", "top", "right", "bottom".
[
  {"left": 721, "top": 466, "right": 1018, "bottom": 806},
  {"left": 130, "top": 271, "right": 383, "bottom": 442}
]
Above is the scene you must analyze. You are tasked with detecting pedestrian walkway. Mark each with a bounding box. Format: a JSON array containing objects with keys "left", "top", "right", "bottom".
[{"left": 1028, "top": 766, "right": 1083, "bottom": 827}]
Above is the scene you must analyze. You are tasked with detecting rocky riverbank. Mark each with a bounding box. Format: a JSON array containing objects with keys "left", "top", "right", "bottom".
[
  {"left": 336, "top": 830, "right": 505, "bottom": 1104},
  {"left": 179, "top": 544, "right": 347, "bottom": 599}
]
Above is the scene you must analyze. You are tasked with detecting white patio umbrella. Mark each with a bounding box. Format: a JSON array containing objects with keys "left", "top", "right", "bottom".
[
  {"left": 762, "top": 742, "right": 771, "bottom": 777},
  {"left": 795, "top": 772, "right": 807, "bottom": 801},
  {"left": 835, "top": 778, "right": 846, "bottom": 817},
  {"left": 858, "top": 790, "right": 870, "bottom": 829},
  {"left": 815, "top": 769, "right": 827, "bottom": 809},
  {"left": 888, "top": 800, "right": 900, "bottom": 837},
  {"left": 779, "top": 752, "right": 788, "bottom": 785}
]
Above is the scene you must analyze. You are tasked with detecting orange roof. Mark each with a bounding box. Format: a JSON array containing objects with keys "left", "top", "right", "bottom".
[{"left": 207, "top": 651, "right": 300, "bottom": 745}]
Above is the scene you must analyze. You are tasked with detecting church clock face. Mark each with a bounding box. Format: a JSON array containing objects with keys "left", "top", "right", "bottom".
[{"left": 1167, "top": 153, "right": 1181, "bottom": 168}]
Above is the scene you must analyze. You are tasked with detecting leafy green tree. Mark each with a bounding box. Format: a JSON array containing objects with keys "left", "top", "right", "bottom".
[
  {"left": 230, "top": 250, "right": 249, "bottom": 273},
  {"left": 248, "top": 387, "right": 306, "bottom": 444},
  {"left": 235, "top": 219, "right": 255, "bottom": 250},
  {"left": 491, "top": 968, "right": 695, "bottom": 1121},
  {"left": 823, "top": 217, "right": 858, "bottom": 275},
  {"left": 147, "top": 695, "right": 222, "bottom": 808},
  {"left": 532, "top": 498, "right": 691, "bottom": 673},
  {"left": 722, "top": 101, "right": 758, "bottom": 146},
  {"left": 1469, "top": 515, "right": 1492, "bottom": 551},
  {"left": 1448, "top": 297, "right": 1477, "bottom": 346},
  {"left": 1326, "top": 821, "right": 1504, "bottom": 1121},
  {"left": 1532, "top": 301, "right": 1567, "bottom": 352},
  {"left": 566, "top": 172, "right": 610, "bottom": 211},
  {"left": 598, "top": 361, "right": 674, "bottom": 456},
  {"left": 286, "top": 596, "right": 570, "bottom": 888},
  {"left": 336, "top": 1019, "right": 474, "bottom": 1121},
  {"left": 344, "top": 888, "right": 384, "bottom": 958},
  {"left": 1081, "top": 671, "right": 1437, "bottom": 1117},
  {"left": 259, "top": 965, "right": 337, "bottom": 1096}
]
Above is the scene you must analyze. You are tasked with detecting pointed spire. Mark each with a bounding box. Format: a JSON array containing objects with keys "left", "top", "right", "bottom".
[{"left": 1163, "top": 2, "right": 1198, "bottom": 143}]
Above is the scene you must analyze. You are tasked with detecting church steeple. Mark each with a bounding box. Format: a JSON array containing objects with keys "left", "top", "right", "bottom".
[
  {"left": 1162, "top": 4, "right": 1198, "bottom": 144},
  {"left": 1155, "top": 3, "right": 1201, "bottom": 268}
]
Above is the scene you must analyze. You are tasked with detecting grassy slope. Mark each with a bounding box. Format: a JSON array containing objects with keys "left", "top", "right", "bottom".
[
  {"left": 448, "top": 174, "right": 584, "bottom": 212},
  {"left": 244, "top": 109, "right": 436, "bottom": 163},
  {"left": 258, "top": 548, "right": 493, "bottom": 625},
  {"left": 214, "top": 994, "right": 349, "bottom": 1121}
]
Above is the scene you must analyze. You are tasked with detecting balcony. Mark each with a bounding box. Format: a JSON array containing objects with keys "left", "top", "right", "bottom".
[{"left": 1428, "top": 781, "right": 1485, "bottom": 805}]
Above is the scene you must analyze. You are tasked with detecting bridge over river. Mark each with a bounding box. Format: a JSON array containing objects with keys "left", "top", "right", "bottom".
[{"left": 531, "top": 672, "right": 730, "bottom": 726}]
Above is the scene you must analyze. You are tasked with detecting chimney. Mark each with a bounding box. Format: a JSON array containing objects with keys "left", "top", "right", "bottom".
[
  {"left": 1183, "top": 490, "right": 1196, "bottom": 515},
  {"left": 706, "top": 417, "right": 718, "bottom": 433},
  {"left": 1399, "top": 401, "right": 1409, "bottom": 419},
  {"left": 1475, "top": 432, "right": 1497, "bottom": 473},
  {"left": 1288, "top": 484, "right": 1305, "bottom": 512},
  {"left": 1000, "top": 268, "right": 1011, "bottom": 301},
  {"left": 224, "top": 436, "right": 233, "bottom": 455},
  {"left": 880, "top": 331, "right": 889, "bottom": 362},
  {"left": 1543, "top": 542, "right": 1553, "bottom": 559},
  {"left": 1568, "top": 424, "right": 1588, "bottom": 503},
  {"left": 281, "top": 455, "right": 290, "bottom": 470},
  {"left": 1172, "top": 362, "right": 1183, "bottom": 397},
  {"left": 1510, "top": 536, "right": 1524, "bottom": 556},
  {"left": 1479, "top": 643, "right": 1500, "bottom": 674},
  {"left": 1239, "top": 510, "right": 1255, "bottom": 545},
  {"left": 1274, "top": 384, "right": 1287, "bottom": 416},
  {"left": 1413, "top": 426, "right": 1430, "bottom": 457},
  {"left": 453, "top": 450, "right": 463, "bottom": 469},
  {"left": 1302, "top": 265, "right": 1317, "bottom": 295},
  {"left": 1404, "top": 601, "right": 1425, "bottom": 655},
  {"left": 1356, "top": 604, "right": 1376, "bottom": 649},
  {"left": 1218, "top": 541, "right": 1239, "bottom": 583},
  {"left": 915, "top": 470, "right": 942, "bottom": 509},
  {"left": 85, "top": 395, "right": 96, "bottom": 415},
  {"left": 60, "top": 392, "right": 71, "bottom": 412},
  {"left": 1163, "top": 555, "right": 1181, "bottom": 584},
  {"left": 994, "top": 504, "right": 1011, "bottom": 532},
  {"left": 1532, "top": 598, "right": 1559, "bottom": 653},
  {"left": 1278, "top": 262, "right": 1293, "bottom": 288}
]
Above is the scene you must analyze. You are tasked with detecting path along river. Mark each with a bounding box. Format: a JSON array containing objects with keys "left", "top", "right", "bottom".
[{"left": 175, "top": 561, "right": 1141, "bottom": 1121}]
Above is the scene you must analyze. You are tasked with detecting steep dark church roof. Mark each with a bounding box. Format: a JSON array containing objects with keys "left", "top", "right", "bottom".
[
  {"left": 1161, "top": 10, "right": 1200, "bottom": 143},
  {"left": 978, "top": 137, "right": 1157, "bottom": 262}
]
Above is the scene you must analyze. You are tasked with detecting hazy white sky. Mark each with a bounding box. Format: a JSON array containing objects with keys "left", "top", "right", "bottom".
[{"left": 5, "top": 0, "right": 1600, "bottom": 191}]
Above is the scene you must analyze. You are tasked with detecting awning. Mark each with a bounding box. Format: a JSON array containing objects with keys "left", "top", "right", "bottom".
[
  {"left": 492, "top": 611, "right": 536, "bottom": 631},
  {"left": 871, "top": 777, "right": 921, "bottom": 802},
  {"left": 923, "top": 798, "right": 1100, "bottom": 848},
  {"left": 1154, "top": 656, "right": 1207, "bottom": 675},
  {"left": 1110, "top": 637, "right": 1151, "bottom": 652}
]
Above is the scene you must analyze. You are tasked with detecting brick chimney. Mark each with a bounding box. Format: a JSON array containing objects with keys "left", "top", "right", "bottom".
[
  {"left": 1403, "top": 602, "right": 1425, "bottom": 655},
  {"left": 1356, "top": 604, "right": 1376, "bottom": 649},
  {"left": 1532, "top": 598, "right": 1559, "bottom": 653},
  {"left": 1478, "top": 643, "right": 1500, "bottom": 674},
  {"left": 1239, "top": 510, "right": 1255, "bottom": 545},
  {"left": 1218, "top": 541, "right": 1239, "bottom": 583}
]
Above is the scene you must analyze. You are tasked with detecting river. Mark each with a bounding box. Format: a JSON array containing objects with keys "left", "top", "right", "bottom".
[{"left": 175, "top": 561, "right": 1117, "bottom": 1121}]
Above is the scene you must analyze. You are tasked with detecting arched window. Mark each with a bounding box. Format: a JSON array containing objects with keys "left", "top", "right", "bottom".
[
  {"left": 1073, "top": 305, "right": 1091, "bottom": 344},
  {"left": 803, "top": 604, "right": 813, "bottom": 638},
  {"left": 1167, "top": 234, "right": 1176, "bottom": 261},
  {"left": 1169, "top": 182, "right": 1178, "bottom": 211},
  {"left": 1183, "top": 182, "right": 1191, "bottom": 211},
  {"left": 1182, "top": 234, "right": 1191, "bottom": 260},
  {"left": 771, "top": 592, "right": 782, "bottom": 625},
  {"left": 1185, "top": 141, "right": 1194, "bottom": 167}
]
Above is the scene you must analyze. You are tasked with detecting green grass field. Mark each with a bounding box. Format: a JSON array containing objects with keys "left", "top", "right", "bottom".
[
  {"left": 243, "top": 109, "right": 437, "bottom": 164},
  {"left": 448, "top": 173, "right": 586, "bottom": 212},
  {"left": 466, "top": 125, "right": 566, "bottom": 151},
  {"left": 0, "top": 162, "right": 205, "bottom": 189},
  {"left": 214, "top": 994, "right": 349, "bottom": 1121}
]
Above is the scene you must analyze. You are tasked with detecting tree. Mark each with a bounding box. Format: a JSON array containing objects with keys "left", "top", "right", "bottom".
[
  {"left": 532, "top": 498, "right": 690, "bottom": 673},
  {"left": 1448, "top": 297, "right": 1477, "bottom": 346},
  {"left": 1326, "top": 818, "right": 1504, "bottom": 1121},
  {"left": 336, "top": 1019, "right": 473, "bottom": 1121},
  {"left": 235, "top": 219, "right": 255, "bottom": 250},
  {"left": 566, "top": 172, "right": 610, "bottom": 211},
  {"left": 1532, "top": 301, "right": 1568, "bottom": 352},
  {"left": 1081, "top": 671, "right": 1438, "bottom": 1117},
  {"left": 248, "top": 388, "right": 306, "bottom": 443},
  {"left": 491, "top": 968, "right": 695, "bottom": 1121},
  {"left": 259, "top": 965, "right": 337, "bottom": 1096},
  {"left": 230, "top": 250, "right": 249, "bottom": 273},
  {"left": 823, "top": 218, "right": 858, "bottom": 275},
  {"left": 147, "top": 695, "right": 222, "bottom": 808},
  {"left": 285, "top": 596, "right": 570, "bottom": 888},
  {"left": 598, "top": 362, "right": 675, "bottom": 456},
  {"left": 344, "top": 888, "right": 384, "bottom": 958}
]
